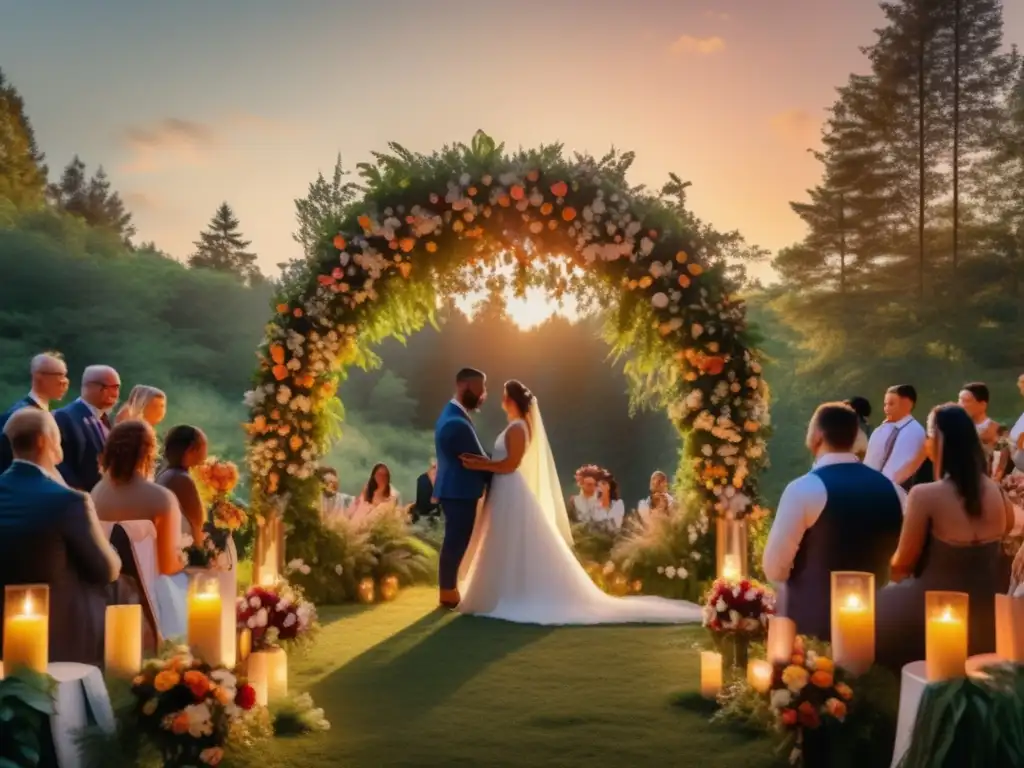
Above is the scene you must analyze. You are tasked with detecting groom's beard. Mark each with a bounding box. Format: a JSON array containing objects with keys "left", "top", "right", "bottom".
[{"left": 461, "top": 392, "right": 482, "bottom": 410}]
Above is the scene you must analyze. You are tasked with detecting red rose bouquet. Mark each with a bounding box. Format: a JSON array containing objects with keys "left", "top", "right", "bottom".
[
  {"left": 702, "top": 577, "right": 775, "bottom": 636},
  {"left": 237, "top": 581, "right": 318, "bottom": 651}
]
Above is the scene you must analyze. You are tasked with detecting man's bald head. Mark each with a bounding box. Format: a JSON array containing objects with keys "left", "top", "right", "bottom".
[
  {"left": 4, "top": 408, "right": 62, "bottom": 469},
  {"left": 29, "top": 352, "right": 69, "bottom": 404},
  {"left": 81, "top": 365, "right": 121, "bottom": 411}
]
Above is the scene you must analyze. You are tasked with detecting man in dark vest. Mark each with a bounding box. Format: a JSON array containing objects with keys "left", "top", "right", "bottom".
[{"left": 762, "top": 402, "right": 905, "bottom": 641}]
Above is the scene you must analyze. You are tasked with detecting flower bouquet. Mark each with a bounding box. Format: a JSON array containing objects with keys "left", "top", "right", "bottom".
[
  {"left": 185, "top": 458, "right": 249, "bottom": 570},
  {"left": 129, "top": 647, "right": 262, "bottom": 768},
  {"left": 768, "top": 637, "right": 853, "bottom": 766},
  {"left": 236, "top": 581, "right": 318, "bottom": 652},
  {"left": 1001, "top": 474, "right": 1024, "bottom": 557},
  {"left": 702, "top": 576, "right": 774, "bottom": 669}
]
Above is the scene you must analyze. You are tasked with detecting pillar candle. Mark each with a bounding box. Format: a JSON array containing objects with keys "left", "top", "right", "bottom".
[
  {"left": 834, "top": 593, "right": 874, "bottom": 675},
  {"left": 247, "top": 650, "right": 270, "bottom": 706},
  {"left": 926, "top": 603, "right": 967, "bottom": 681},
  {"left": 104, "top": 605, "right": 141, "bottom": 678},
  {"left": 238, "top": 628, "right": 252, "bottom": 663},
  {"left": 721, "top": 555, "right": 740, "bottom": 582},
  {"left": 747, "top": 660, "right": 773, "bottom": 693},
  {"left": 188, "top": 581, "right": 223, "bottom": 666},
  {"left": 995, "top": 594, "right": 1024, "bottom": 662},
  {"left": 267, "top": 646, "right": 288, "bottom": 701},
  {"left": 767, "top": 616, "right": 797, "bottom": 665},
  {"left": 700, "top": 651, "right": 722, "bottom": 699},
  {"left": 3, "top": 592, "right": 47, "bottom": 675}
]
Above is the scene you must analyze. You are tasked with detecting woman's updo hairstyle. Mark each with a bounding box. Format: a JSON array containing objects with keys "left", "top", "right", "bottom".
[{"left": 504, "top": 379, "right": 536, "bottom": 416}]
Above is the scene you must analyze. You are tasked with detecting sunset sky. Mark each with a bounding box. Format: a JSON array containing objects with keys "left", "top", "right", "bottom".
[{"left": 4, "top": 0, "right": 1023, "bottom": 326}]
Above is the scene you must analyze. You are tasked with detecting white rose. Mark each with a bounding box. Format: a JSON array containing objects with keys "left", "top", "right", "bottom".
[
  {"left": 334, "top": 564, "right": 343, "bottom": 575},
  {"left": 283, "top": 612, "right": 297, "bottom": 628},
  {"left": 771, "top": 689, "right": 792, "bottom": 709},
  {"left": 651, "top": 292, "right": 669, "bottom": 310},
  {"left": 715, "top": 598, "right": 727, "bottom": 613},
  {"left": 249, "top": 596, "right": 262, "bottom": 609},
  {"left": 665, "top": 565, "right": 677, "bottom": 579}
]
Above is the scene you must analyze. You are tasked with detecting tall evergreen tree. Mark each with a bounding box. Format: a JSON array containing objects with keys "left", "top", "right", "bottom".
[
  {"left": 0, "top": 68, "right": 47, "bottom": 208},
  {"left": 292, "top": 153, "right": 358, "bottom": 259},
  {"left": 49, "top": 158, "right": 135, "bottom": 244},
  {"left": 189, "top": 202, "right": 261, "bottom": 285}
]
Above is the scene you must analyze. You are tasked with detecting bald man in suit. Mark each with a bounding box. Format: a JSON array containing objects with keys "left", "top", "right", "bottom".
[{"left": 0, "top": 353, "right": 69, "bottom": 473}]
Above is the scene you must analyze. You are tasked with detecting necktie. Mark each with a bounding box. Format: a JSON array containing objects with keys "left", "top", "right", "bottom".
[{"left": 879, "top": 423, "right": 906, "bottom": 473}]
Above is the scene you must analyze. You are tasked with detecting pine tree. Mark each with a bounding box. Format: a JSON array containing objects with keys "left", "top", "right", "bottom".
[
  {"left": 48, "top": 156, "right": 88, "bottom": 217},
  {"left": 49, "top": 158, "right": 136, "bottom": 244},
  {"left": 0, "top": 68, "right": 47, "bottom": 208},
  {"left": 189, "top": 202, "right": 261, "bottom": 285},
  {"left": 292, "top": 153, "right": 358, "bottom": 259}
]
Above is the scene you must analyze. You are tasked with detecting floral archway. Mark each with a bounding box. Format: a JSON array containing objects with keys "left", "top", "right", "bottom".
[{"left": 244, "top": 132, "right": 770, "bottom": 599}]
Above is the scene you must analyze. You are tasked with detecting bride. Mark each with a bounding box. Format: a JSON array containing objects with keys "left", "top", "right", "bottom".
[{"left": 456, "top": 380, "right": 702, "bottom": 625}]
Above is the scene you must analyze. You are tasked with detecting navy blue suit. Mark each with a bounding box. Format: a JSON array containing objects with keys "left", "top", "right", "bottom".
[
  {"left": 54, "top": 399, "right": 107, "bottom": 491},
  {"left": 0, "top": 395, "right": 41, "bottom": 474},
  {"left": 434, "top": 401, "right": 490, "bottom": 592},
  {"left": 0, "top": 462, "right": 121, "bottom": 665}
]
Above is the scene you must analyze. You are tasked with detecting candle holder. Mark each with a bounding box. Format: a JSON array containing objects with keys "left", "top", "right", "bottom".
[
  {"left": 747, "top": 659, "right": 773, "bottom": 693},
  {"left": 766, "top": 616, "right": 797, "bottom": 665},
  {"left": 379, "top": 574, "right": 400, "bottom": 602},
  {"left": 715, "top": 518, "right": 748, "bottom": 580},
  {"left": 104, "top": 604, "right": 142, "bottom": 678},
  {"left": 3, "top": 584, "right": 49, "bottom": 675},
  {"left": 700, "top": 651, "right": 723, "bottom": 699},
  {"left": 188, "top": 573, "right": 224, "bottom": 667},
  {"left": 830, "top": 571, "right": 875, "bottom": 675},
  {"left": 995, "top": 594, "right": 1024, "bottom": 662},
  {"left": 926, "top": 591, "right": 968, "bottom": 682},
  {"left": 357, "top": 577, "right": 376, "bottom": 604}
]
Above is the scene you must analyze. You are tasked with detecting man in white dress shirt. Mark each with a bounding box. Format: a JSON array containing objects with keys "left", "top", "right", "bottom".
[
  {"left": 864, "top": 384, "right": 928, "bottom": 490},
  {"left": 763, "top": 402, "right": 906, "bottom": 640}
]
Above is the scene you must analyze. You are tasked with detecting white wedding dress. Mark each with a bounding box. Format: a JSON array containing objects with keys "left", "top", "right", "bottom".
[{"left": 458, "top": 405, "right": 702, "bottom": 625}]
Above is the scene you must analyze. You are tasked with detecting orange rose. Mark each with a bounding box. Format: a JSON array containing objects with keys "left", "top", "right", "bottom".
[
  {"left": 170, "top": 711, "right": 190, "bottom": 735},
  {"left": 704, "top": 356, "right": 726, "bottom": 375},
  {"left": 289, "top": 435, "right": 302, "bottom": 452},
  {"left": 425, "top": 241, "right": 438, "bottom": 253},
  {"left": 526, "top": 169, "right": 539, "bottom": 182},
  {"left": 154, "top": 670, "right": 180, "bottom": 692},
  {"left": 317, "top": 274, "right": 335, "bottom": 286},
  {"left": 561, "top": 207, "right": 577, "bottom": 221},
  {"left": 825, "top": 698, "right": 847, "bottom": 721},
  {"left": 269, "top": 344, "right": 285, "bottom": 365},
  {"left": 688, "top": 263, "right": 704, "bottom": 276},
  {"left": 678, "top": 274, "right": 691, "bottom": 288},
  {"left": 811, "top": 670, "right": 833, "bottom": 688},
  {"left": 332, "top": 234, "right": 346, "bottom": 250},
  {"left": 497, "top": 194, "right": 511, "bottom": 207},
  {"left": 814, "top": 657, "right": 834, "bottom": 673},
  {"left": 272, "top": 365, "right": 288, "bottom": 381},
  {"left": 510, "top": 185, "right": 525, "bottom": 201},
  {"left": 675, "top": 250, "right": 688, "bottom": 263},
  {"left": 834, "top": 682, "right": 854, "bottom": 701},
  {"left": 550, "top": 181, "right": 568, "bottom": 197},
  {"left": 357, "top": 214, "right": 371, "bottom": 230},
  {"left": 184, "top": 670, "right": 210, "bottom": 699},
  {"left": 213, "top": 686, "right": 233, "bottom": 706},
  {"left": 275, "top": 303, "right": 288, "bottom": 314},
  {"left": 540, "top": 202, "right": 553, "bottom": 216}
]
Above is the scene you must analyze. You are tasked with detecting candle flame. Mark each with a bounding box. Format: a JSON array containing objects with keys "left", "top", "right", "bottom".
[
  {"left": 844, "top": 593, "right": 863, "bottom": 610},
  {"left": 939, "top": 606, "right": 955, "bottom": 622},
  {"left": 22, "top": 593, "right": 34, "bottom": 616}
]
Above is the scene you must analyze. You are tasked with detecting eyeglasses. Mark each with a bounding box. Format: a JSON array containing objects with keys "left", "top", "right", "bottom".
[
  {"left": 39, "top": 372, "right": 69, "bottom": 381},
  {"left": 86, "top": 381, "right": 120, "bottom": 392}
]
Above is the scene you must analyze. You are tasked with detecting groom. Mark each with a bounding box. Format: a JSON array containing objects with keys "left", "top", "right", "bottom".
[{"left": 434, "top": 368, "right": 491, "bottom": 609}]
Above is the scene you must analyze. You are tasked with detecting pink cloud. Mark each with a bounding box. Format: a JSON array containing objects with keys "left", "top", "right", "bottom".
[{"left": 669, "top": 34, "right": 726, "bottom": 55}]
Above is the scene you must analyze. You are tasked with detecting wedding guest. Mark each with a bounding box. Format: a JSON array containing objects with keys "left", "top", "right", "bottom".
[
  {"left": 155, "top": 425, "right": 208, "bottom": 545},
  {"left": 0, "top": 352, "right": 70, "bottom": 474},
  {"left": 638, "top": 470, "right": 675, "bottom": 522},
  {"left": 0, "top": 409, "right": 120, "bottom": 665},
  {"left": 1009, "top": 373, "right": 1024, "bottom": 471},
  {"left": 412, "top": 458, "right": 440, "bottom": 522},
  {"left": 54, "top": 365, "right": 121, "bottom": 491},
  {"left": 959, "top": 382, "right": 1000, "bottom": 471},
  {"left": 592, "top": 471, "right": 625, "bottom": 530},
  {"left": 318, "top": 465, "right": 354, "bottom": 522},
  {"left": 115, "top": 385, "right": 167, "bottom": 428},
  {"left": 91, "top": 421, "right": 183, "bottom": 575},
  {"left": 876, "top": 404, "right": 1014, "bottom": 671},
  {"left": 763, "top": 402, "right": 905, "bottom": 641},
  {"left": 864, "top": 384, "right": 929, "bottom": 489},
  {"left": 568, "top": 465, "right": 602, "bottom": 523},
  {"left": 348, "top": 462, "right": 400, "bottom": 521}
]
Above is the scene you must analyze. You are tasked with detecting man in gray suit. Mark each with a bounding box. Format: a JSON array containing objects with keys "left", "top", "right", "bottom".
[{"left": 0, "top": 409, "right": 121, "bottom": 667}]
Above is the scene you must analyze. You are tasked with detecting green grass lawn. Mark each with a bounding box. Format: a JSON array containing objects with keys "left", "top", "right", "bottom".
[{"left": 260, "top": 588, "right": 780, "bottom": 768}]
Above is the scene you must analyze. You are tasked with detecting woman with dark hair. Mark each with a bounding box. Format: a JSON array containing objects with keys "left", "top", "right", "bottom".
[
  {"left": 155, "top": 425, "right": 208, "bottom": 544},
  {"left": 92, "top": 420, "right": 183, "bottom": 576},
  {"left": 876, "top": 404, "right": 1015, "bottom": 671},
  {"left": 346, "top": 462, "right": 400, "bottom": 521},
  {"left": 595, "top": 470, "right": 625, "bottom": 530}
]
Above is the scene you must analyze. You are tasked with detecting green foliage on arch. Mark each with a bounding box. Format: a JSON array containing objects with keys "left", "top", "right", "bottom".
[{"left": 245, "top": 132, "right": 770, "bottom": 597}]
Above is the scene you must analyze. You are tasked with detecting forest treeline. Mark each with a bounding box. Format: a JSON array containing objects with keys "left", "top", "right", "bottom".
[{"left": 2, "top": 0, "right": 1024, "bottom": 508}]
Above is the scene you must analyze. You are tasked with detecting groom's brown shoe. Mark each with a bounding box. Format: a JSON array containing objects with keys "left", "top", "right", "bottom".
[{"left": 439, "top": 588, "right": 460, "bottom": 610}]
